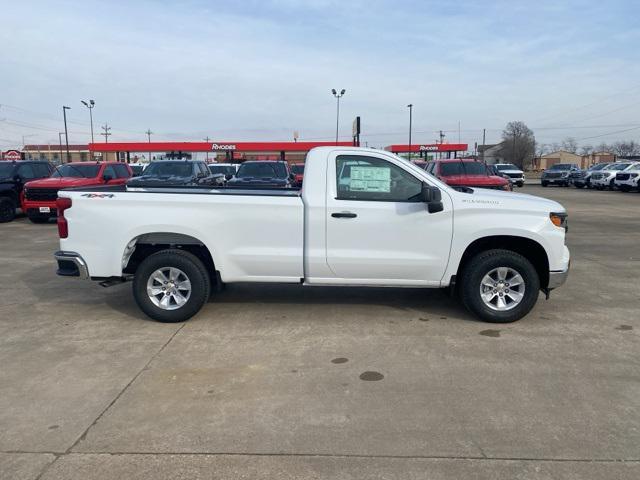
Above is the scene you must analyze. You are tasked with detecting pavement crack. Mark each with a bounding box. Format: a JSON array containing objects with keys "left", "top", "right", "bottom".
[{"left": 64, "top": 323, "right": 187, "bottom": 454}]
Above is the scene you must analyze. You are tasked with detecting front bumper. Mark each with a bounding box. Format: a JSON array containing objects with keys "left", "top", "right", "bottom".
[
  {"left": 23, "top": 200, "right": 58, "bottom": 218},
  {"left": 615, "top": 179, "right": 638, "bottom": 189},
  {"left": 591, "top": 176, "right": 614, "bottom": 186},
  {"left": 54, "top": 251, "right": 89, "bottom": 279},
  {"left": 542, "top": 177, "right": 569, "bottom": 184}
]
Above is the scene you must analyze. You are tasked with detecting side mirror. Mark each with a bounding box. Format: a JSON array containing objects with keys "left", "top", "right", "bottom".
[
  {"left": 225, "top": 174, "right": 233, "bottom": 181},
  {"left": 289, "top": 173, "right": 296, "bottom": 180},
  {"left": 421, "top": 182, "right": 443, "bottom": 213},
  {"left": 13, "top": 174, "right": 22, "bottom": 182},
  {"left": 103, "top": 174, "right": 113, "bottom": 182}
]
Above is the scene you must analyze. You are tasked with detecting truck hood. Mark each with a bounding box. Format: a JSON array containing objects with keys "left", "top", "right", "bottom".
[
  {"left": 24, "top": 177, "right": 101, "bottom": 188},
  {"left": 442, "top": 174, "right": 507, "bottom": 187},
  {"left": 228, "top": 177, "right": 288, "bottom": 185},
  {"left": 127, "top": 176, "right": 193, "bottom": 187},
  {"left": 498, "top": 169, "right": 523, "bottom": 175},
  {"left": 460, "top": 187, "right": 565, "bottom": 213}
]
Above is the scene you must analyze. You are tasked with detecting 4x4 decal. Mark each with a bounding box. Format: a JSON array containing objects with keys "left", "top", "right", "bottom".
[{"left": 81, "top": 193, "right": 115, "bottom": 198}]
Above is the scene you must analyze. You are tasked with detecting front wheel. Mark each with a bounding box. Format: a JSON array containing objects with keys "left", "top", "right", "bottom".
[
  {"left": 133, "top": 249, "right": 210, "bottom": 322},
  {"left": 460, "top": 249, "right": 540, "bottom": 323},
  {"left": 0, "top": 198, "right": 16, "bottom": 223},
  {"left": 541, "top": 181, "right": 548, "bottom": 187}
]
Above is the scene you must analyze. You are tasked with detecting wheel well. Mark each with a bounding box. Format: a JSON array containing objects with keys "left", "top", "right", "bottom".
[
  {"left": 123, "top": 233, "right": 217, "bottom": 284},
  {"left": 457, "top": 236, "right": 550, "bottom": 288}
]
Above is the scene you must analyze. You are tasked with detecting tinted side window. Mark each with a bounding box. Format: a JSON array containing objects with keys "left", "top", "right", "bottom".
[
  {"left": 103, "top": 165, "right": 116, "bottom": 179},
  {"left": 114, "top": 164, "right": 130, "bottom": 178},
  {"left": 336, "top": 155, "right": 422, "bottom": 202},
  {"left": 34, "top": 163, "right": 51, "bottom": 178},
  {"left": 17, "top": 164, "right": 38, "bottom": 179}
]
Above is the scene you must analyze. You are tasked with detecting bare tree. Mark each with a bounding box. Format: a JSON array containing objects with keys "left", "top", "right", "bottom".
[
  {"left": 560, "top": 137, "right": 578, "bottom": 153},
  {"left": 611, "top": 141, "right": 640, "bottom": 157},
  {"left": 499, "top": 121, "right": 536, "bottom": 169},
  {"left": 595, "top": 142, "right": 612, "bottom": 153},
  {"left": 579, "top": 144, "right": 594, "bottom": 155}
]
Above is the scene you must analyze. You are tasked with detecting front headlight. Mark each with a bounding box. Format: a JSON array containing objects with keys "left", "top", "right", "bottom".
[
  {"left": 630, "top": 173, "right": 639, "bottom": 178},
  {"left": 561, "top": 172, "right": 569, "bottom": 177},
  {"left": 550, "top": 212, "right": 568, "bottom": 231}
]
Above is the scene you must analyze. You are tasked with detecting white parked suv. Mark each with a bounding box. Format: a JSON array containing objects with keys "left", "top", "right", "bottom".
[
  {"left": 494, "top": 164, "right": 525, "bottom": 187},
  {"left": 614, "top": 163, "right": 640, "bottom": 192},
  {"left": 591, "top": 162, "right": 640, "bottom": 190},
  {"left": 53, "top": 147, "right": 570, "bottom": 324}
]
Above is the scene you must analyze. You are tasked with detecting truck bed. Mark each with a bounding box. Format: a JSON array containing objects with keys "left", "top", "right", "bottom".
[{"left": 63, "top": 184, "right": 302, "bottom": 197}]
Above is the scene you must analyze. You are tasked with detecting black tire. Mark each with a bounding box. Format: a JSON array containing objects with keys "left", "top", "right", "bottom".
[
  {"left": 575, "top": 184, "right": 584, "bottom": 189},
  {"left": 28, "top": 216, "right": 49, "bottom": 224},
  {"left": 541, "top": 181, "right": 548, "bottom": 187},
  {"left": 609, "top": 179, "right": 616, "bottom": 190},
  {"left": 460, "top": 249, "right": 540, "bottom": 323},
  {"left": 0, "top": 197, "right": 16, "bottom": 223},
  {"left": 619, "top": 185, "right": 630, "bottom": 192},
  {"left": 133, "top": 249, "right": 210, "bottom": 323}
]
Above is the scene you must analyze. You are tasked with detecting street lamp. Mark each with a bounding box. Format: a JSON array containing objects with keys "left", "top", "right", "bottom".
[
  {"left": 58, "top": 132, "right": 65, "bottom": 164},
  {"left": 62, "top": 106, "right": 71, "bottom": 163},
  {"left": 81, "top": 99, "right": 95, "bottom": 143},
  {"left": 331, "top": 89, "right": 345, "bottom": 144},
  {"left": 407, "top": 104, "right": 413, "bottom": 161}
]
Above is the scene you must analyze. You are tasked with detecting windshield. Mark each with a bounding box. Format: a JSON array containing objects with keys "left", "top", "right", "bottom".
[
  {"left": 549, "top": 164, "right": 574, "bottom": 171},
  {"left": 290, "top": 164, "right": 305, "bottom": 174},
  {"left": 496, "top": 164, "right": 518, "bottom": 171},
  {"left": 208, "top": 165, "right": 236, "bottom": 175},
  {"left": 0, "top": 163, "right": 17, "bottom": 178},
  {"left": 237, "top": 162, "right": 286, "bottom": 178},
  {"left": 143, "top": 162, "right": 193, "bottom": 177},
  {"left": 589, "top": 163, "right": 608, "bottom": 171},
  {"left": 440, "top": 161, "right": 488, "bottom": 176},
  {"left": 52, "top": 164, "right": 100, "bottom": 178},
  {"left": 605, "top": 163, "right": 631, "bottom": 171}
]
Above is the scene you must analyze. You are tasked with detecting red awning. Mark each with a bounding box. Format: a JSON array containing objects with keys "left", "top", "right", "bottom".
[
  {"left": 385, "top": 143, "right": 468, "bottom": 153},
  {"left": 89, "top": 141, "right": 354, "bottom": 153}
]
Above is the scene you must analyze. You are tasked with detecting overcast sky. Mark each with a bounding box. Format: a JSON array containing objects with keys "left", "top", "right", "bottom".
[{"left": 1, "top": 0, "right": 639, "bottom": 150}]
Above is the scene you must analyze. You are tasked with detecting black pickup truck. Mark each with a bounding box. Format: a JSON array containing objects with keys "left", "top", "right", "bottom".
[
  {"left": 226, "top": 161, "right": 295, "bottom": 188},
  {"left": 126, "top": 161, "right": 224, "bottom": 188},
  {"left": 0, "top": 161, "right": 54, "bottom": 222}
]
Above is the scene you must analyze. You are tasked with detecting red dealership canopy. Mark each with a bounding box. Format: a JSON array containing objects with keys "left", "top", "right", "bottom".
[
  {"left": 89, "top": 141, "right": 354, "bottom": 153},
  {"left": 385, "top": 143, "right": 468, "bottom": 153}
]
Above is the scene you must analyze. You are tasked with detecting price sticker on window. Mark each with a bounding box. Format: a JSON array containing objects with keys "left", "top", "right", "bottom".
[{"left": 349, "top": 166, "right": 391, "bottom": 192}]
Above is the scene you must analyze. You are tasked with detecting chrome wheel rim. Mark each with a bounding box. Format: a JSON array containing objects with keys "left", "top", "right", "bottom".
[
  {"left": 146, "top": 267, "right": 191, "bottom": 310},
  {"left": 479, "top": 267, "right": 525, "bottom": 311}
]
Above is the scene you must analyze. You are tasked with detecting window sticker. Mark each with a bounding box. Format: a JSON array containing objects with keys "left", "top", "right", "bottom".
[{"left": 349, "top": 166, "right": 391, "bottom": 192}]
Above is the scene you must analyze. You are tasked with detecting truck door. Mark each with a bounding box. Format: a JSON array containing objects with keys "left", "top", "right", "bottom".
[{"left": 325, "top": 152, "right": 453, "bottom": 285}]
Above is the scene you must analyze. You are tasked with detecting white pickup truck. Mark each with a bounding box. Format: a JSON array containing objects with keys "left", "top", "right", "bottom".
[{"left": 54, "top": 147, "right": 570, "bottom": 324}]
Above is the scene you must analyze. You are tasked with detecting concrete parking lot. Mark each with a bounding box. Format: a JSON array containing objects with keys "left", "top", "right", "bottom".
[{"left": 1, "top": 185, "right": 639, "bottom": 479}]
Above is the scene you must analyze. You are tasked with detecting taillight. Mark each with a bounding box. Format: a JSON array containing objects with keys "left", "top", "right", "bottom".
[{"left": 56, "top": 197, "right": 72, "bottom": 238}]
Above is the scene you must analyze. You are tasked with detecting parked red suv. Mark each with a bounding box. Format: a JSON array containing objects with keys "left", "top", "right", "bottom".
[
  {"left": 425, "top": 159, "right": 510, "bottom": 191},
  {"left": 22, "top": 162, "right": 132, "bottom": 223}
]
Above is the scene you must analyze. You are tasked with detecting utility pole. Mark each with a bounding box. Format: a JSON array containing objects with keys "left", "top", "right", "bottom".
[
  {"left": 62, "top": 106, "right": 71, "bottom": 162},
  {"left": 204, "top": 135, "right": 210, "bottom": 162},
  {"left": 101, "top": 123, "right": 112, "bottom": 143},
  {"left": 439, "top": 130, "right": 445, "bottom": 160},
  {"left": 331, "top": 89, "right": 346, "bottom": 144},
  {"left": 481, "top": 128, "right": 486, "bottom": 162},
  {"left": 146, "top": 129, "right": 153, "bottom": 163},
  {"left": 407, "top": 104, "right": 413, "bottom": 161}
]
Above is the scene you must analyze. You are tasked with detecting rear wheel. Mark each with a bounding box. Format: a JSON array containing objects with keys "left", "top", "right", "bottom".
[
  {"left": 460, "top": 249, "right": 540, "bottom": 323},
  {"left": 133, "top": 249, "right": 210, "bottom": 322},
  {"left": 0, "top": 198, "right": 16, "bottom": 223}
]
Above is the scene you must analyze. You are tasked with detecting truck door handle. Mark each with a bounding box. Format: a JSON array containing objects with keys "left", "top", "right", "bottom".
[{"left": 331, "top": 212, "right": 357, "bottom": 218}]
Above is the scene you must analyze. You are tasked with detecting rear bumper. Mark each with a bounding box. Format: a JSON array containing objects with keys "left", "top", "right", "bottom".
[{"left": 54, "top": 251, "right": 89, "bottom": 279}]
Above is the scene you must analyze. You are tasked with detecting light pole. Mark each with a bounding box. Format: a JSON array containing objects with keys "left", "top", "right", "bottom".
[
  {"left": 331, "top": 89, "right": 345, "bottom": 144},
  {"left": 58, "top": 132, "right": 65, "bottom": 164},
  {"left": 407, "top": 104, "right": 413, "bottom": 161},
  {"left": 81, "top": 100, "right": 95, "bottom": 143},
  {"left": 62, "top": 106, "right": 71, "bottom": 162}
]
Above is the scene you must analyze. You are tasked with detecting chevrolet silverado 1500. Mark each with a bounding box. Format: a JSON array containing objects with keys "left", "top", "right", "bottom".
[{"left": 54, "top": 147, "right": 570, "bottom": 324}]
